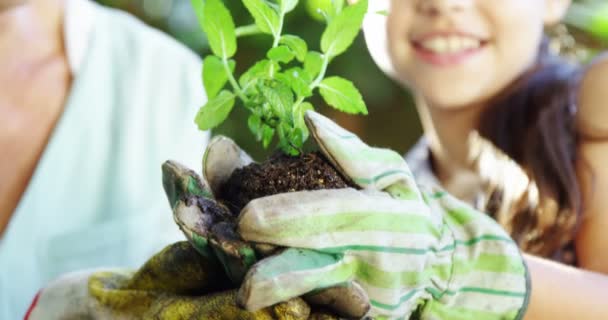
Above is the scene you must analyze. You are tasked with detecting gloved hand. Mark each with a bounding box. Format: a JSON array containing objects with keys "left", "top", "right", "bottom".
[
  {"left": 161, "top": 145, "right": 258, "bottom": 285},
  {"left": 26, "top": 241, "right": 312, "bottom": 320},
  {"left": 167, "top": 135, "right": 370, "bottom": 318},
  {"left": 233, "top": 111, "right": 531, "bottom": 320},
  {"left": 26, "top": 153, "right": 316, "bottom": 320}
]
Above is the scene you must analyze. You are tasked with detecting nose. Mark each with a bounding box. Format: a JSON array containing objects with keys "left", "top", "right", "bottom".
[{"left": 416, "top": 0, "right": 471, "bottom": 16}]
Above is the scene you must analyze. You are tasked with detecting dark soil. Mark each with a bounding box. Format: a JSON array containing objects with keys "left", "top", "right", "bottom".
[{"left": 219, "top": 151, "right": 354, "bottom": 215}]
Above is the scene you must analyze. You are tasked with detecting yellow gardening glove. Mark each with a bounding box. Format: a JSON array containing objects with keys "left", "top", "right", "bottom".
[
  {"left": 26, "top": 140, "right": 338, "bottom": 320},
  {"left": 26, "top": 241, "right": 313, "bottom": 320}
]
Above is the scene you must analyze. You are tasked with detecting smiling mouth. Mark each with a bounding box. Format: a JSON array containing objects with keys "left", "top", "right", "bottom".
[{"left": 411, "top": 34, "right": 489, "bottom": 66}]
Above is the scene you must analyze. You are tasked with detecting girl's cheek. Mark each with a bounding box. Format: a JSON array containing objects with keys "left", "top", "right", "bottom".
[{"left": 493, "top": 13, "right": 544, "bottom": 81}]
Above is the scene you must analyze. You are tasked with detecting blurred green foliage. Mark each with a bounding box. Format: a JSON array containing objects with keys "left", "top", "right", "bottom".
[{"left": 96, "top": 0, "right": 607, "bottom": 160}]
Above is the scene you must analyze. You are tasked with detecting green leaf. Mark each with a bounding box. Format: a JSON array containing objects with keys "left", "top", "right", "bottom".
[
  {"left": 235, "top": 24, "right": 263, "bottom": 37},
  {"left": 262, "top": 124, "right": 275, "bottom": 148},
  {"left": 277, "top": 123, "right": 300, "bottom": 156},
  {"left": 280, "top": 0, "right": 298, "bottom": 14},
  {"left": 281, "top": 145, "right": 299, "bottom": 156},
  {"left": 203, "top": 56, "right": 235, "bottom": 99},
  {"left": 294, "top": 102, "right": 314, "bottom": 126},
  {"left": 239, "top": 60, "right": 277, "bottom": 88},
  {"left": 276, "top": 122, "right": 287, "bottom": 148},
  {"left": 248, "top": 114, "right": 262, "bottom": 140},
  {"left": 279, "top": 67, "right": 312, "bottom": 98},
  {"left": 200, "top": 0, "right": 237, "bottom": 58},
  {"left": 290, "top": 127, "right": 304, "bottom": 148},
  {"left": 306, "top": 0, "right": 344, "bottom": 22},
  {"left": 332, "top": 0, "right": 345, "bottom": 15},
  {"left": 267, "top": 45, "right": 295, "bottom": 63},
  {"left": 259, "top": 80, "right": 294, "bottom": 120},
  {"left": 304, "top": 51, "right": 324, "bottom": 78},
  {"left": 195, "top": 90, "right": 236, "bottom": 130},
  {"left": 293, "top": 101, "right": 314, "bottom": 141},
  {"left": 242, "top": 0, "right": 280, "bottom": 36},
  {"left": 279, "top": 35, "right": 308, "bottom": 61},
  {"left": 319, "top": 76, "right": 367, "bottom": 115},
  {"left": 320, "top": 0, "right": 367, "bottom": 58}
]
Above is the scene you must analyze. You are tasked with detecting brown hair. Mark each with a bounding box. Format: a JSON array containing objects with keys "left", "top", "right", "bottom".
[{"left": 476, "top": 38, "right": 583, "bottom": 261}]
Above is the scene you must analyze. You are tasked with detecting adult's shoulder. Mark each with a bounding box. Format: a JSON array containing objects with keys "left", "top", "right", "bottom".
[
  {"left": 86, "top": 2, "right": 208, "bottom": 168},
  {"left": 86, "top": 1, "right": 207, "bottom": 111},
  {"left": 576, "top": 52, "right": 608, "bottom": 140}
]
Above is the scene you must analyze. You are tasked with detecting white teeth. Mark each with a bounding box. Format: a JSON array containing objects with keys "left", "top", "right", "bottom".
[
  {"left": 419, "top": 36, "right": 481, "bottom": 54},
  {"left": 422, "top": 38, "right": 447, "bottom": 52}
]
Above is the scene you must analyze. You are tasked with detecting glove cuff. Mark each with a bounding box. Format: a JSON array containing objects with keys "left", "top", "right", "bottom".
[{"left": 423, "top": 190, "right": 531, "bottom": 319}]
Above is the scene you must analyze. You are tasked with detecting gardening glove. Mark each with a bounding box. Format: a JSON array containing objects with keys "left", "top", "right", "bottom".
[
  {"left": 26, "top": 241, "right": 311, "bottom": 320},
  {"left": 162, "top": 145, "right": 259, "bottom": 285},
  {"left": 235, "top": 111, "right": 531, "bottom": 320},
  {"left": 170, "top": 136, "right": 370, "bottom": 318},
  {"left": 26, "top": 155, "right": 314, "bottom": 320}
]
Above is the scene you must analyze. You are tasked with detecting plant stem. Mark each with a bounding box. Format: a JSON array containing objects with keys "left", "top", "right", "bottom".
[
  {"left": 269, "top": 11, "right": 286, "bottom": 78},
  {"left": 222, "top": 57, "right": 247, "bottom": 102},
  {"left": 309, "top": 54, "right": 330, "bottom": 90},
  {"left": 293, "top": 95, "right": 305, "bottom": 110},
  {"left": 273, "top": 11, "right": 285, "bottom": 48},
  {"left": 289, "top": 54, "right": 330, "bottom": 112}
]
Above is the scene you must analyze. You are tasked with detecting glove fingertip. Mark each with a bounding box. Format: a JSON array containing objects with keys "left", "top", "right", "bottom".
[
  {"left": 237, "top": 266, "right": 275, "bottom": 312},
  {"left": 237, "top": 254, "right": 309, "bottom": 312},
  {"left": 236, "top": 199, "right": 275, "bottom": 243},
  {"left": 162, "top": 160, "right": 210, "bottom": 208},
  {"left": 203, "top": 135, "right": 253, "bottom": 195}
]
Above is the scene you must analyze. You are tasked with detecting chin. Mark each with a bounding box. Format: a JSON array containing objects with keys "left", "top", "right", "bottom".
[{"left": 421, "top": 85, "right": 489, "bottom": 111}]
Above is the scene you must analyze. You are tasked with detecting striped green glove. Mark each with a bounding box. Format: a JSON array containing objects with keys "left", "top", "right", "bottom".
[{"left": 236, "top": 111, "right": 531, "bottom": 319}]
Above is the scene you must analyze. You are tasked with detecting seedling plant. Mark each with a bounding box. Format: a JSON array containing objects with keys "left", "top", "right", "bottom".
[{"left": 192, "top": 0, "right": 369, "bottom": 156}]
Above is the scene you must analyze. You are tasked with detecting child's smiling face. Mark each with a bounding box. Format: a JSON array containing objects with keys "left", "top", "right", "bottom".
[{"left": 363, "top": 0, "right": 571, "bottom": 110}]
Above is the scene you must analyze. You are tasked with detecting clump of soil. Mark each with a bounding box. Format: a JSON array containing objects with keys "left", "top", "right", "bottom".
[
  {"left": 207, "top": 151, "right": 363, "bottom": 317},
  {"left": 220, "top": 151, "right": 354, "bottom": 215}
]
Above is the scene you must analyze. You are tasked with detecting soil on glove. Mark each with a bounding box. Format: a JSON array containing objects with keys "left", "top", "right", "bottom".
[{"left": 219, "top": 151, "right": 354, "bottom": 215}]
